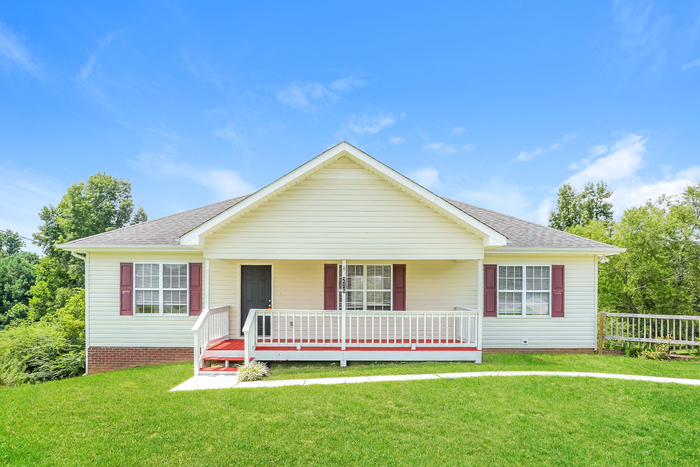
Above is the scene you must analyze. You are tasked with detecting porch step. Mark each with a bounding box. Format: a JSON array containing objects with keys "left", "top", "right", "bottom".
[
  {"left": 203, "top": 356, "right": 246, "bottom": 361},
  {"left": 199, "top": 366, "right": 239, "bottom": 372}
]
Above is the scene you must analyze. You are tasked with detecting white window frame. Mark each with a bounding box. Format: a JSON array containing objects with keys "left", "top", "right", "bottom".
[
  {"left": 497, "top": 265, "right": 552, "bottom": 318},
  {"left": 133, "top": 262, "right": 189, "bottom": 317},
  {"left": 338, "top": 264, "right": 393, "bottom": 311}
]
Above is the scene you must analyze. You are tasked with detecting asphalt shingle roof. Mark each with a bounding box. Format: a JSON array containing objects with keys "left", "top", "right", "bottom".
[
  {"left": 61, "top": 193, "right": 615, "bottom": 250},
  {"left": 61, "top": 194, "right": 251, "bottom": 247}
]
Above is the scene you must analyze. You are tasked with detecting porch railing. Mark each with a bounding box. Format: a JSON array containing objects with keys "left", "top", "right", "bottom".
[
  {"left": 598, "top": 312, "right": 700, "bottom": 354},
  {"left": 243, "top": 307, "right": 481, "bottom": 364},
  {"left": 192, "top": 305, "right": 230, "bottom": 375}
]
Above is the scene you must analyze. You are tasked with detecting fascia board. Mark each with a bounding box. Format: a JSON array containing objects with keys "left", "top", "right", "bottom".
[
  {"left": 56, "top": 244, "right": 199, "bottom": 252},
  {"left": 486, "top": 247, "right": 626, "bottom": 255}
]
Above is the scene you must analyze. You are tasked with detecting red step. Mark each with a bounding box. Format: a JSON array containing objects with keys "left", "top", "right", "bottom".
[
  {"left": 202, "top": 356, "right": 246, "bottom": 361},
  {"left": 199, "top": 366, "right": 238, "bottom": 372}
]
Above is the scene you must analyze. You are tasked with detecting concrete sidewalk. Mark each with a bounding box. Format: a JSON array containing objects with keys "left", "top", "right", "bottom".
[{"left": 170, "top": 370, "right": 700, "bottom": 392}]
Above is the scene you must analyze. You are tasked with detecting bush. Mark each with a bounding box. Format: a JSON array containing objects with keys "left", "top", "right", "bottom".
[
  {"left": 0, "top": 320, "right": 85, "bottom": 385},
  {"left": 237, "top": 361, "right": 269, "bottom": 382}
]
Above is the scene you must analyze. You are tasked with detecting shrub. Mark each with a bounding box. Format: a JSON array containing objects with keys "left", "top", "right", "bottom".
[
  {"left": 237, "top": 361, "right": 269, "bottom": 382},
  {"left": 0, "top": 320, "right": 85, "bottom": 385}
]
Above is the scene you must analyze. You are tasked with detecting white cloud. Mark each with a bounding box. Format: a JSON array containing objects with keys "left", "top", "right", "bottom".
[
  {"left": 0, "top": 24, "right": 41, "bottom": 76},
  {"left": 407, "top": 167, "right": 441, "bottom": 190},
  {"left": 79, "top": 33, "right": 115, "bottom": 80},
  {"left": 389, "top": 137, "right": 405, "bottom": 145},
  {"left": 462, "top": 144, "right": 475, "bottom": 152},
  {"left": 213, "top": 123, "right": 239, "bottom": 141},
  {"left": 565, "top": 133, "right": 647, "bottom": 188},
  {"left": 450, "top": 127, "right": 467, "bottom": 136},
  {"left": 328, "top": 76, "right": 366, "bottom": 92},
  {"left": 341, "top": 111, "right": 397, "bottom": 135},
  {"left": 275, "top": 75, "right": 366, "bottom": 112},
  {"left": 516, "top": 133, "right": 575, "bottom": 162},
  {"left": 516, "top": 147, "right": 545, "bottom": 162},
  {"left": 682, "top": 58, "right": 700, "bottom": 70},
  {"left": 132, "top": 150, "right": 255, "bottom": 200},
  {"left": 422, "top": 142, "right": 457, "bottom": 154},
  {"left": 537, "top": 133, "right": 700, "bottom": 220}
]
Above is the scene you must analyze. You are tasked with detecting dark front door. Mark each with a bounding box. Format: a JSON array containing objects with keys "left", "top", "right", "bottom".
[{"left": 241, "top": 265, "right": 272, "bottom": 336}]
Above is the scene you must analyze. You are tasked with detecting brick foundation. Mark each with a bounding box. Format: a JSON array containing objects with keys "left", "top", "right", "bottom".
[{"left": 87, "top": 346, "right": 192, "bottom": 374}]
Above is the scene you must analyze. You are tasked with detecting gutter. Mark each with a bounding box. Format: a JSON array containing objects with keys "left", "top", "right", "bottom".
[{"left": 71, "top": 251, "right": 90, "bottom": 377}]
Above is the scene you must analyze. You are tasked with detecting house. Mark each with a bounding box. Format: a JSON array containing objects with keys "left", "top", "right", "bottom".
[{"left": 58, "top": 142, "right": 624, "bottom": 375}]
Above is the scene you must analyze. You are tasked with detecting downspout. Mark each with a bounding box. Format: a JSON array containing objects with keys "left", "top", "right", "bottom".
[{"left": 71, "top": 251, "right": 89, "bottom": 376}]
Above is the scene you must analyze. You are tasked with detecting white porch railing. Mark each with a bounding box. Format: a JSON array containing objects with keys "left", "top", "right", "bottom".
[
  {"left": 243, "top": 307, "right": 481, "bottom": 364},
  {"left": 598, "top": 312, "right": 700, "bottom": 354},
  {"left": 192, "top": 305, "right": 230, "bottom": 375}
]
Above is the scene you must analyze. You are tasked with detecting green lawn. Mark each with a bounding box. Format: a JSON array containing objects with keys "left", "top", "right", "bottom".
[{"left": 1, "top": 354, "right": 699, "bottom": 466}]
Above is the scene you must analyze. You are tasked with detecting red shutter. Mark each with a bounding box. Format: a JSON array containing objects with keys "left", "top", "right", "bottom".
[
  {"left": 551, "top": 265, "right": 565, "bottom": 317},
  {"left": 483, "top": 264, "right": 497, "bottom": 317},
  {"left": 393, "top": 264, "right": 406, "bottom": 311},
  {"left": 324, "top": 264, "right": 337, "bottom": 310},
  {"left": 189, "top": 263, "right": 203, "bottom": 316},
  {"left": 120, "top": 263, "right": 133, "bottom": 315}
]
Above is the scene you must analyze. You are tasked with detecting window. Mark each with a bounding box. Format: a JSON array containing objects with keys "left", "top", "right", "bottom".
[
  {"left": 338, "top": 264, "right": 392, "bottom": 310},
  {"left": 498, "top": 265, "right": 550, "bottom": 317},
  {"left": 134, "top": 263, "right": 189, "bottom": 315}
]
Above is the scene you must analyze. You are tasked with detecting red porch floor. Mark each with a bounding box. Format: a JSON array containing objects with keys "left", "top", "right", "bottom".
[{"left": 208, "top": 338, "right": 477, "bottom": 353}]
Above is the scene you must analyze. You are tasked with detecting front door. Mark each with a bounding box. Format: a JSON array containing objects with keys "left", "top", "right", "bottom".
[{"left": 240, "top": 265, "right": 272, "bottom": 336}]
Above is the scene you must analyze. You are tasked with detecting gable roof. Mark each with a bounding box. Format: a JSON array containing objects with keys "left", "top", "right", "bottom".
[{"left": 59, "top": 142, "right": 622, "bottom": 253}]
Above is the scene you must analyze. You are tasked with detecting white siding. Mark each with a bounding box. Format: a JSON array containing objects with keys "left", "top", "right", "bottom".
[
  {"left": 481, "top": 254, "right": 597, "bottom": 349},
  {"left": 88, "top": 252, "right": 237, "bottom": 348},
  {"left": 204, "top": 157, "right": 483, "bottom": 260}
]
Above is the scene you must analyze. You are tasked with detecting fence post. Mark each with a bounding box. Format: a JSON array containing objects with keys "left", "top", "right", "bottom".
[{"left": 598, "top": 312, "right": 604, "bottom": 355}]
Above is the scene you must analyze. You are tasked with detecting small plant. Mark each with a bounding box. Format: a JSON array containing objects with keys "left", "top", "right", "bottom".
[
  {"left": 639, "top": 337, "right": 671, "bottom": 361},
  {"left": 237, "top": 361, "right": 269, "bottom": 382}
]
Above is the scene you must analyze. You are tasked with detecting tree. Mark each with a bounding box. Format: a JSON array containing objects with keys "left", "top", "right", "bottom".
[
  {"left": 569, "top": 183, "right": 700, "bottom": 316},
  {"left": 28, "top": 173, "right": 147, "bottom": 320},
  {"left": 0, "top": 252, "right": 39, "bottom": 323},
  {"left": 549, "top": 182, "right": 613, "bottom": 231},
  {"left": 0, "top": 230, "right": 24, "bottom": 256}
]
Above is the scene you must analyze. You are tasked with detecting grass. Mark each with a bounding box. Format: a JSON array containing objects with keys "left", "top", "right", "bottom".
[
  {"left": 266, "top": 352, "right": 700, "bottom": 380},
  {"left": 0, "top": 354, "right": 698, "bottom": 466}
]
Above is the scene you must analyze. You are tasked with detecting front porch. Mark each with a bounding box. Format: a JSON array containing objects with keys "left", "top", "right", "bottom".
[{"left": 193, "top": 306, "right": 482, "bottom": 374}]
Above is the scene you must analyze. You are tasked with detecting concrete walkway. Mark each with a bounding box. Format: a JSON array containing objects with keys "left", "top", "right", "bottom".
[{"left": 170, "top": 371, "right": 700, "bottom": 392}]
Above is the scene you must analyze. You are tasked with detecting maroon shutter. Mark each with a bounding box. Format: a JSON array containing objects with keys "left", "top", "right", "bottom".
[
  {"left": 120, "top": 263, "right": 133, "bottom": 315},
  {"left": 393, "top": 264, "right": 406, "bottom": 311},
  {"left": 551, "top": 265, "right": 565, "bottom": 317},
  {"left": 483, "top": 264, "right": 497, "bottom": 317},
  {"left": 324, "top": 264, "right": 337, "bottom": 310},
  {"left": 189, "top": 263, "right": 203, "bottom": 316}
]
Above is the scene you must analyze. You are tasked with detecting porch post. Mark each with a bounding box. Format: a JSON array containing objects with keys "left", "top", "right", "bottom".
[
  {"left": 204, "top": 259, "right": 210, "bottom": 310},
  {"left": 477, "top": 259, "right": 483, "bottom": 351},
  {"left": 341, "top": 260, "right": 347, "bottom": 353}
]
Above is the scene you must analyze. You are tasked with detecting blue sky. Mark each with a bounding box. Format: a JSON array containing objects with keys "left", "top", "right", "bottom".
[{"left": 2, "top": 1, "right": 700, "bottom": 253}]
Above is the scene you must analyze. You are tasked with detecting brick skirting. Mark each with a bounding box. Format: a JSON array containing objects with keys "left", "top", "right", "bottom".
[{"left": 87, "top": 346, "right": 192, "bottom": 374}]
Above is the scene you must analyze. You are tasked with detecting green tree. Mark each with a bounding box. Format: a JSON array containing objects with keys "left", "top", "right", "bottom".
[
  {"left": 0, "top": 230, "right": 25, "bottom": 256},
  {"left": 29, "top": 173, "right": 147, "bottom": 319},
  {"left": 0, "top": 252, "right": 39, "bottom": 323},
  {"left": 569, "top": 183, "right": 700, "bottom": 315},
  {"left": 549, "top": 182, "right": 613, "bottom": 231}
]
